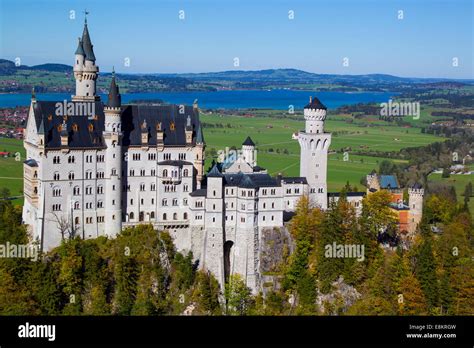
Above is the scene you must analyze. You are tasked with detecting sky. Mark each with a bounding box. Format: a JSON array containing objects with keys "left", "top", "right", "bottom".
[{"left": 0, "top": 0, "right": 473, "bottom": 78}]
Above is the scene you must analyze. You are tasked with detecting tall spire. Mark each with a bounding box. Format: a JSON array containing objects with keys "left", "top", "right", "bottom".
[
  {"left": 75, "top": 37, "right": 85, "bottom": 56},
  {"left": 81, "top": 12, "right": 96, "bottom": 62},
  {"left": 107, "top": 68, "right": 121, "bottom": 108},
  {"left": 196, "top": 122, "right": 204, "bottom": 144}
]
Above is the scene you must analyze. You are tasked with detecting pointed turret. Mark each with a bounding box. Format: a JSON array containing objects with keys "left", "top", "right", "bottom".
[
  {"left": 81, "top": 19, "right": 96, "bottom": 62},
  {"left": 242, "top": 136, "right": 255, "bottom": 147},
  {"left": 196, "top": 122, "right": 204, "bottom": 144},
  {"left": 73, "top": 14, "right": 99, "bottom": 101},
  {"left": 107, "top": 69, "right": 121, "bottom": 108},
  {"left": 75, "top": 38, "right": 85, "bottom": 56},
  {"left": 37, "top": 117, "right": 44, "bottom": 135}
]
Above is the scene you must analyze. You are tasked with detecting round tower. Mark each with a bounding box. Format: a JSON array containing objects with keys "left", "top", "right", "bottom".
[
  {"left": 298, "top": 96, "right": 331, "bottom": 209},
  {"left": 408, "top": 182, "right": 424, "bottom": 233},
  {"left": 73, "top": 16, "right": 99, "bottom": 101},
  {"left": 103, "top": 70, "right": 122, "bottom": 237},
  {"left": 242, "top": 136, "right": 256, "bottom": 167}
]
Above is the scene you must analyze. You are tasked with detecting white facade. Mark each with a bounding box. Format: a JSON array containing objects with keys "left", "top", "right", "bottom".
[{"left": 22, "top": 19, "right": 333, "bottom": 294}]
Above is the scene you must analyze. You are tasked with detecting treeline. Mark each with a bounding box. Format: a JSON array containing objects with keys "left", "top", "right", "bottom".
[
  {"left": 0, "top": 189, "right": 472, "bottom": 316},
  {"left": 263, "top": 191, "right": 473, "bottom": 315},
  {"left": 0, "top": 201, "right": 221, "bottom": 315}
]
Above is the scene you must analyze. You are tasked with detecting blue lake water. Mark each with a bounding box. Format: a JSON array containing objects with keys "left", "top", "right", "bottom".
[{"left": 0, "top": 90, "right": 398, "bottom": 109}]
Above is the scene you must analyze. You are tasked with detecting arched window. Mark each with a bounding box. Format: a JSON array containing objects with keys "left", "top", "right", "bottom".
[
  {"left": 183, "top": 212, "right": 188, "bottom": 219},
  {"left": 75, "top": 217, "right": 79, "bottom": 224},
  {"left": 163, "top": 169, "right": 168, "bottom": 177},
  {"left": 54, "top": 172, "right": 60, "bottom": 180},
  {"left": 150, "top": 212, "right": 155, "bottom": 219},
  {"left": 163, "top": 213, "right": 167, "bottom": 221},
  {"left": 129, "top": 212, "right": 135, "bottom": 220},
  {"left": 68, "top": 172, "right": 75, "bottom": 180},
  {"left": 74, "top": 201, "right": 80, "bottom": 210},
  {"left": 173, "top": 213, "right": 177, "bottom": 220},
  {"left": 183, "top": 169, "right": 189, "bottom": 177}
]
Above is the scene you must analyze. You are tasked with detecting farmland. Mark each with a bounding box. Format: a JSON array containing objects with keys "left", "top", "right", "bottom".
[
  {"left": 200, "top": 111, "right": 442, "bottom": 190},
  {"left": 428, "top": 172, "right": 474, "bottom": 212},
  {"left": 0, "top": 110, "right": 446, "bottom": 205}
]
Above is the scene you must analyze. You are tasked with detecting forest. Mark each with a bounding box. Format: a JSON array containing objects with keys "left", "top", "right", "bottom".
[{"left": 0, "top": 185, "right": 472, "bottom": 316}]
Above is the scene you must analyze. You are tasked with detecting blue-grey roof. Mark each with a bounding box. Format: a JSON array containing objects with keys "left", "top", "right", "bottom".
[
  {"left": 190, "top": 189, "right": 207, "bottom": 197},
  {"left": 196, "top": 123, "right": 204, "bottom": 144},
  {"left": 222, "top": 172, "right": 278, "bottom": 189},
  {"left": 81, "top": 23, "right": 96, "bottom": 62},
  {"left": 75, "top": 38, "right": 85, "bottom": 56},
  {"left": 31, "top": 100, "right": 203, "bottom": 149},
  {"left": 242, "top": 136, "right": 255, "bottom": 146},
  {"left": 207, "top": 164, "right": 223, "bottom": 178},
  {"left": 107, "top": 73, "right": 121, "bottom": 108},
  {"left": 157, "top": 160, "right": 192, "bottom": 166},
  {"left": 328, "top": 192, "right": 366, "bottom": 197},
  {"left": 281, "top": 177, "right": 308, "bottom": 185},
  {"left": 389, "top": 202, "right": 409, "bottom": 210},
  {"left": 121, "top": 104, "right": 202, "bottom": 147},
  {"left": 380, "top": 175, "right": 399, "bottom": 189},
  {"left": 24, "top": 159, "right": 38, "bottom": 167},
  {"left": 32, "top": 101, "right": 105, "bottom": 149}
]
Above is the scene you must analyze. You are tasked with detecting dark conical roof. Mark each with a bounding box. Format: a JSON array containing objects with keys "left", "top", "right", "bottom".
[
  {"left": 304, "top": 96, "right": 327, "bottom": 110},
  {"left": 196, "top": 122, "right": 204, "bottom": 144},
  {"left": 242, "top": 136, "right": 255, "bottom": 146},
  {"left": 107, "top": 71, "right": 121, "bottom": 108},
  {"left": 207, "top": 164, "right": 222, "bottom": 178},
  {"left": 81, "top": 21, "right": 96, "bottom": 62},
  {"left": 75, "top": 38, "right": 85, "bottom": 56},
  {"left": 411, "top": 182, "right": 423, "bottom": 189},
  {"left": 37, "top": 117, "right": 44, "bottom": 135}
]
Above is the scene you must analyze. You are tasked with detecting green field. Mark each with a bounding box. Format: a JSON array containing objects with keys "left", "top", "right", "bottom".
[
  {"left": 201, "top": 112, "right": 442, "bottom": 191},
  {"left": 428, "top": 172, "right": 474, "bottom": 212},
  {"left": 0, "top": 111, "right": 446, "bottom": 205}
]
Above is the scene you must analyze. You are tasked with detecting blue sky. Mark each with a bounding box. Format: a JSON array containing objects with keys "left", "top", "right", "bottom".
[{"left": 0, "top": 0, "right": 472, "bottom": 78}]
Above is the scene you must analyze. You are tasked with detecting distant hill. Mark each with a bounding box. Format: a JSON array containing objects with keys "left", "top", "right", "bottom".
[
  {"left": 0, "top": 58, "right": 472, "bottom": 93},
  {"left": 163, "top": 69, "right": 473, "bottom": 85},
  {"left": 0, "top": 59, "right": 72, "bottom": 74}
]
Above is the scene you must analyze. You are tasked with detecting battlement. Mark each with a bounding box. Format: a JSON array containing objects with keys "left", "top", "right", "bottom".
[{"left": 304, "top": 108, "right": 327, "bottom": 121}]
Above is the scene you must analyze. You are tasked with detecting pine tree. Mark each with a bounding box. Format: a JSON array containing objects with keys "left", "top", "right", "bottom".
[
  {"left": 224, "top": 274, "right": 253, "bottom": 315},
  {"left": 414, "top": 238, "right": 439, "bottom": 309},
  {"left": 114, "top": 255, "right": 138, "bottom": 315},
  {"left": 398, "top": 273, "right": 428, "bottom": 315},
  {"left": 192, "top": 270, "right": 221, "bottom": 315}
]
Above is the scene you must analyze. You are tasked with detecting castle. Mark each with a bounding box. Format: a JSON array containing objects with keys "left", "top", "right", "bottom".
[{"left": 21, "top": 18, "right": 423, "bottom": 293}]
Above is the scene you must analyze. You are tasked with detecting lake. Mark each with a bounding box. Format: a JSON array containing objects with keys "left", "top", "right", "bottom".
[{"left": 0, "top": 90, "right": 397, "bottom": 109}]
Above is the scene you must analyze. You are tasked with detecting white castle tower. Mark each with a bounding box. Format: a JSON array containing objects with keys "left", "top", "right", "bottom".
[
  {"left": 103, "top": 70, "right": 123, "bottom": 237},
  {"left": 298, "top": 96, "right": 331, "bottom": 209},
  {"left": 408, "top": 183, "right": 424, "bottom": 234},
  {"left": 242, "top": 136, "right": 256, "bottom": 167},
  {"left": 203, "top": 165, "right": 226, "bottom": 287},
  {"left": 73, "top": 16, "right": 99, "bottom": 101}
]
